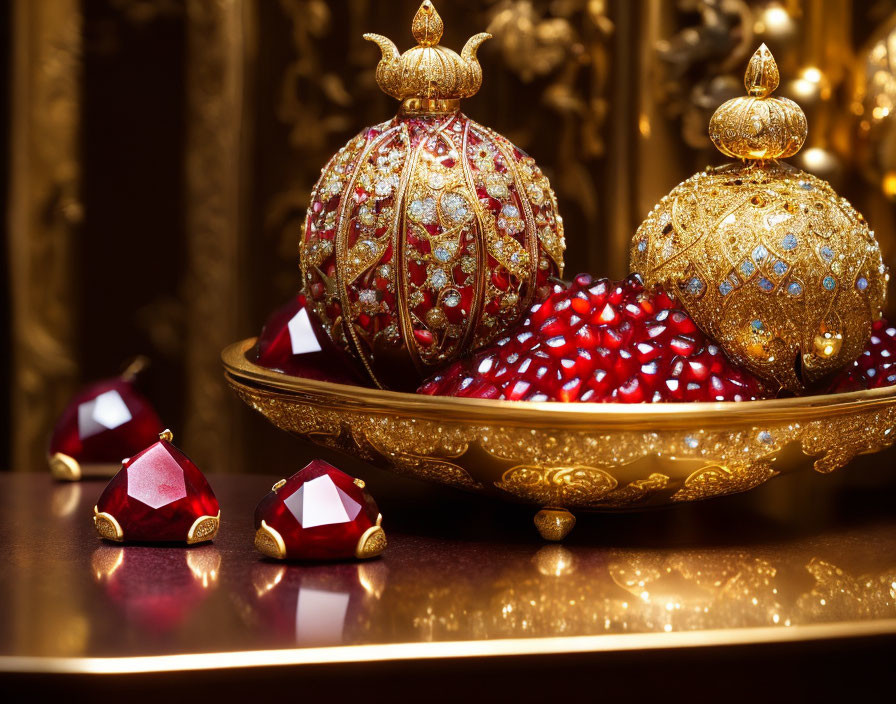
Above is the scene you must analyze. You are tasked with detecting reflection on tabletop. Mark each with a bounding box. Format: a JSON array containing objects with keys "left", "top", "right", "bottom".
[
  {"left": 0, "top": 466, "right": 894, "bottom": 661},
  {"left": 92, "top": 545, "right": 221, "bottom": 634}
]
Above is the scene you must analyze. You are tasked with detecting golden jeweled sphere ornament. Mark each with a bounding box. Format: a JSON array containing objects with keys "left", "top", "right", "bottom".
[
  {"left": 300, "top": 1, "right": 565, "bottom": 390},
  {"left": 631, "top": 44, "right": 888, "bottom": 393}
]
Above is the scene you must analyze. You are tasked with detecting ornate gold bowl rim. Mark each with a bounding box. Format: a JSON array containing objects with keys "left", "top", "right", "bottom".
[{"left": 223, "top": 338, "right": 896, "bottom": 429}]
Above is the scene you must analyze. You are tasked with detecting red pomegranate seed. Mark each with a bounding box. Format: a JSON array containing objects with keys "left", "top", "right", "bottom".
[
  {"left": 825, "top": 319, "right": 896, "bottom": 392},
  {"left": 418, "top": 274, "right": 765, "bottom": 403}
]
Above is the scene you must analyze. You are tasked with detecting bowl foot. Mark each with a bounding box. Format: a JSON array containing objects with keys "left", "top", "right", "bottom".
[{"left": 533, "top": 507, "right": 576, "bottom": 541}]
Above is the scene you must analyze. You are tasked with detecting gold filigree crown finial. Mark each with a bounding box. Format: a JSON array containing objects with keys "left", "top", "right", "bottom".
[
  {"left": 745, "top": 43, "right": 779, "bottom": 97},
  {"left": 412, "top": 0, "right": 443, "bottom": 47},
  {"left": 709, "top": 44, "right": 807, "bottom": 161},
  {"left": 363, "top": 1, "right": 492, "bottom": 112}
]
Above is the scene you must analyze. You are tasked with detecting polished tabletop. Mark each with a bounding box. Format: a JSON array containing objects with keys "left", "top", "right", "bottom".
[{"left": 1, "top": 452, "right": 895, "bottom": 678}]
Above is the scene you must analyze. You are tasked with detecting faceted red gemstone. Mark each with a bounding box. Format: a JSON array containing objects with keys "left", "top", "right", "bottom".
[
  {"left": 96, "top": 439, "right": 219, "bottom": 542},
  {"left": 418, "top": 274, "right": 766, "bottom": 403},
  {"left": 250, "top": 293, "right": 365, "bottom": 385},
  {"left": 825, "top": 319, "right": 896, "bottom": 392},
  {"left": 49, "top": 377, "right": 164, "bottom": 466},
  {"left": 255, "top": 460, "right": 381, "bottom": 561}
]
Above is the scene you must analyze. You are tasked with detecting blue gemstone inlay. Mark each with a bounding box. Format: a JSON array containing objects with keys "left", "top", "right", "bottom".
[
  {"left": 758, "top": 277, "right": 774, "bottom": 292},
  {"left": 719, "top": 281, "right": 733, "bottom": 296},
  {"left": 823, "top": 276, "right": 837, "bottom": 291},
  {"left": 637, "top": 239, "right": 647, "bottom": 252},
  {"left": 857, "top": 277, "right": 869, "bottom": 291},
  {"left": 787, "top": 281, "right": 803, "bottom": 296},
  {"left": 758, "top": 430, "right": 774, "bottom": 444},
  {"left": 782, "top": 233, "right": 798, "bottom": 251},
  {"left": 798, "top": 181, "right": 814, "bottom": 191},
  {"left": 820, "top": 246, "right": 834, "bottom": 262},
  {"left": 740, "top": 260, "right": 756, "bottom": 278},
  {"left": 750, "top": 319, "right": 765, "bottom": 334},
  {"left": 686, "top": 276, "right": 705, "bottom": 295},
  {"left": 752, "top": 244, "right": 768, "bottom": 263},
  {"left": 773, "top": 261, "right": 788, "bottom": 276}
]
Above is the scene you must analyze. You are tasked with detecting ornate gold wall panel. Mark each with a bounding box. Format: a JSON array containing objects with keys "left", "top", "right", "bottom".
[
  {"left": 182, "top": 0, "right": 254, "bottom": 472},
  {"left": 7, "top": 0, "right": 83, "bottom": 473}
]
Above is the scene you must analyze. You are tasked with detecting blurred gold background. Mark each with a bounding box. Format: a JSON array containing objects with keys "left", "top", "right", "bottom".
[{"left": 5, "top": 0, "right": 896, "bottom": 476}]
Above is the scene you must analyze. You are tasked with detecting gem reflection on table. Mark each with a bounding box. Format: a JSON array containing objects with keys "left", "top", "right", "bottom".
[
  {"left": 1, "top": 470, "right": 894, "bottom": 666},
  {"left": 248, "top": 562, "right": 387, "bottom": 646},
  {"left": 91, "top": 545, "right": 221, "bottom": 635}
]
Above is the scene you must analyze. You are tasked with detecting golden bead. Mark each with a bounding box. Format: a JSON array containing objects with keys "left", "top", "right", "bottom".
[{"left": 814, "top": 331, "right": 843, "bottom": 359}]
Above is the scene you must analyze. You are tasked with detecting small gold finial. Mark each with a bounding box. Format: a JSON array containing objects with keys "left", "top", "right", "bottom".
[
  {"left": 744, "top": 43, "right": 779, "bottom": 97},
  {"left": 363, "top": 1, "right": 491, "bottom": 111},
  {"left": 709, "top": 44, "right": 807, "bottom": 161},
  {"left": 412, "top": 0, "right": 443, "bottom": 47},
  {"left": 159, "top": 429, "right": 174, "bottom": 442}
]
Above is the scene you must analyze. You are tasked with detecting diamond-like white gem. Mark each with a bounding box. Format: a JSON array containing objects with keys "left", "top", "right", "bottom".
[
  {"left": 430, "top": 269, "right": 448, "bottom": 289},
  {"left": 375, "top": 179, "right": 394, "bottom": 197},
  {"left": 442, "top": 192, "right": 469, "bottom": 222},
  {"left": 359, "top": 289, "right": 377, "bottom": 305}
]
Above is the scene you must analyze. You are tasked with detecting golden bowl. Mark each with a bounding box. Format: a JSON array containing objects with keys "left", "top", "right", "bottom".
[{"left": 223, "top": 338, "right": 896, "bottom": 538}]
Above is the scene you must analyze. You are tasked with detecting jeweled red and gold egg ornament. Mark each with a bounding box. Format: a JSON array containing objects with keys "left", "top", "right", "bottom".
[{"left": 300, "top": 1, "right": 565, "bottom": 389}]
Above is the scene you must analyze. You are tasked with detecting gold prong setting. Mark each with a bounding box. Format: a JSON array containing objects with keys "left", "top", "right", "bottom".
[
  {"left": 186, "top": 511, "right": 221, "bottom": 544},
  {"left": 49, "top": 452, "right": 81, "bottom": 482},
  {"left": 355, "top": 525, "right": 388, "bottom": 559},
  {"left": 254, "top": 520, "right": 287, "bottom": 559},
  {"left": 93, "top": 505, "right": 124, "bottom": 542}
]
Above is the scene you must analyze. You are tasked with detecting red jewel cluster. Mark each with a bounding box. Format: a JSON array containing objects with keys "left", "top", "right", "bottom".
[
  {"left": 825, "top": 319, "right": 896, "bottom": 393},
  {"left": 253, "top": 277, "right": 896, "bottom": 401},
  {"left": 418, "top": 274, "right": 764, "bottom": 402}
]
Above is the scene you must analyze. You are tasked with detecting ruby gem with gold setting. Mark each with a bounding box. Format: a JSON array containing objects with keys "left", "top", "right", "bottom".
[
  {"left": 48, "top": 373, "right": 165, "bottom": 481},
  {"left": 93, "top": 430, "right": 220, "bottom": 544},
  {"left": 254, "top": 459, "right": 386, "bottom": 561}
]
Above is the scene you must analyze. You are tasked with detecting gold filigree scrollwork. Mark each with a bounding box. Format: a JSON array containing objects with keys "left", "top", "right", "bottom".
[
  {"left": 498, "top": 465, "right": 617, "bottom": 506},
  {"left": 800, "top": 405, "right": 896, "bottom": 474},
  {"left": 224, "top": 343, "right": 896, "bottom": 511},
  {"left": 351, "top": 415, "right": 481, "bottom": 490},
  {"left": 671, "top": 462, "right": 778, "bottom": 503}
]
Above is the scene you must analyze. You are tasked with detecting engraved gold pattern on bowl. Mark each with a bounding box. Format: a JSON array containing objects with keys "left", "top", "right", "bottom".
[{"left": 224, "top": 339, "right": 896, "bottom": 511}]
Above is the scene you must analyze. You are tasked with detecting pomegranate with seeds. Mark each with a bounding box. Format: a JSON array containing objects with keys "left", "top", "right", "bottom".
[
  {"left": 417, "top": 274, "right": 765, "bottom": 403},
  {"left": 825, "top": 319, "right": 896, "bottom": 393}
]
